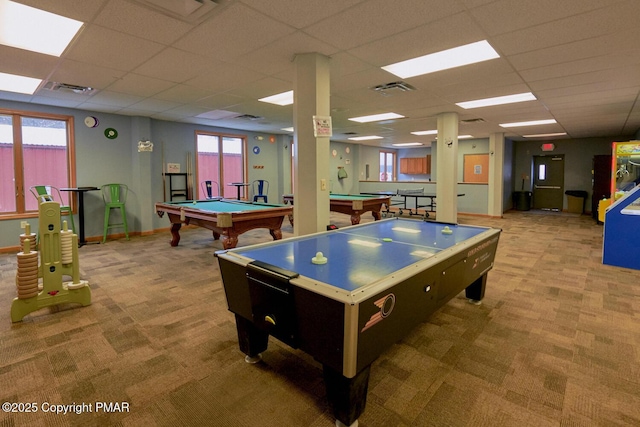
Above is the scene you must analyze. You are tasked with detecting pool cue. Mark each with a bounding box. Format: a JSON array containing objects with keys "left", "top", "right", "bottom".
[
  {"left": 161, "top": 141, "right": 166, "bottom": 202},
  {"left": 187, "top": 151, "right": 193, "bottom": 200}
]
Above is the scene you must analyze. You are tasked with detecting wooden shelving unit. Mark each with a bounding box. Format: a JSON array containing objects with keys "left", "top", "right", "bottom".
[{"left": 400, "top": 156, "right": 431, "bottom": 174}]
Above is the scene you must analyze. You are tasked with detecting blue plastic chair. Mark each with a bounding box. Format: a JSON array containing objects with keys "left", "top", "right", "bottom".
[
  {"left": 252, "top": 180, "right": 269, "bottom": 203},
  {"left": 201, "top": 180, "right": 220, "bottom": 199}
]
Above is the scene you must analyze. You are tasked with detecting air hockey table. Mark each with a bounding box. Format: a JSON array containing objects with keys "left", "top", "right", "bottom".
[{"left": 215, "top": 217, "right": 501, "bottom": 427}]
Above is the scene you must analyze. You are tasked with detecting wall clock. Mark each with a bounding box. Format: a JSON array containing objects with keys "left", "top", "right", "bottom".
[
  {"left": 253, "top": 146, "right": 260, "bottom": 154},
  {"left": 84, "top": 116, "right": 99, "bottom": 128}
]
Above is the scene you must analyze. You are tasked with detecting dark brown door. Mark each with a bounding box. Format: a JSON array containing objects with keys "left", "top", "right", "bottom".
[
  {"left": 533, "top": 155, "right": 564, "bottom": 210},
  {"left": 592, "top": 155, "right": 612, "bottom": 220}
]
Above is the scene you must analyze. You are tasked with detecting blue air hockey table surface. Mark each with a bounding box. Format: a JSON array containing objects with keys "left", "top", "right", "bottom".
[{"left": 216, "top": 217, "right": 501, "bottom": 427}]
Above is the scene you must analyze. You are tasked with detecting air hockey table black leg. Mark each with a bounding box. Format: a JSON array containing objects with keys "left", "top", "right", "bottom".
[
  {"left": 465, "top": 274, "right": 487, "bottom": 305},
  {"left": 234, "top": 314, "right": 269, "bottom": 363},
  {"left": 323, "top": 364, "right": 371, "bottom": 427}
]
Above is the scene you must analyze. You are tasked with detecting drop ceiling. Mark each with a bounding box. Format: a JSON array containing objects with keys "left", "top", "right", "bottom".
[{"left": 1, "top": 0, "right": 639, "bottom": 148}]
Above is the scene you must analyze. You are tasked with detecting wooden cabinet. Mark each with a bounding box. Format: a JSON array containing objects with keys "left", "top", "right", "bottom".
[{"left": 400, "top": 156, "right": 431, "bottom": 174}]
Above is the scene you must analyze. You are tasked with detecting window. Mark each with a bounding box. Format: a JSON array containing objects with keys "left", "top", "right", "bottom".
[
  {"left": 379, "top": 150, "right": 396, "bottom": 181},
  {"left": 0, "top": 110, "right": 74, "bottom": 216},
  {"left": 196, "top": 132, "right": 247, "bottom": 199},
  {"left": 538, "top": 164, "right": 546, "bottom": 180}
]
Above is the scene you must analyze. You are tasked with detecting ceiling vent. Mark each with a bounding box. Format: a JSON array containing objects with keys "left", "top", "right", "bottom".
[
  {"left": 371, "top": 81, "right": 416, "bottom": 95},
  {"left": 460, "top": 118, "right": 485, "bottom": 124},
  {"left": 234, "top": 114, "right": 264, "bottom": 121},
  {"left": 133, "top": 0, "right": 221, "bottom": 23},
  {"left": 43, "top": 82, "right": 94, "bottom": 94},
  {"left": 343, "top": 132, "right": 358, "bottom": 135}
]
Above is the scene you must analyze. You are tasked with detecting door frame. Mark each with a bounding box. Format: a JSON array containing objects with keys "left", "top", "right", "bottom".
[{"left": 532, "top": 154, "right": 565, "bottom": 210}]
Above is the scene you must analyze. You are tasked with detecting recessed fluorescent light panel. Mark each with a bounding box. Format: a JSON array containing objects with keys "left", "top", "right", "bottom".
[
  {"left": 456, "top": 92, "right": 536, "bottom": 109},
  {"left": 392, "top": 142, "right": 422, "bottom": 147},
  {"left": 348, "top": 136, "right": 383, "bottom": 141},
  {"left": 382, "top": 40, "right": 499, "bottom": 79},
  {"left": 458, "top": 135, "right": 474, "bottom": 139},
  {"left": 411, "top": 130, "right": 437, "bottom": 136},
  {"left": 500, "top": 119, "right": 557, "bottom": 128},
  {"left": 281, "top": 127, "right": 294, "bottom": 132},
  {"left": 258, "top": 90, "right": 293, "bottom": 106},
  {"left": 0, "top": 0, "right": 84, "bottom": 57},
  {"left": 0, "top": 72, "right": 42, "bottom": 94},
  {"left": 523, "top": 132, "right": 567, "bottom": 138},
  {"left": 348, "top": 112, "right": 404, "bottom": 123}
]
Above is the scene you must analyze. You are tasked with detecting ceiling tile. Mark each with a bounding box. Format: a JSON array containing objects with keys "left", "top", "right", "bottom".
[
  {"left": 104, "top": 73, "right": 175, "bottom": 97},
  {"left": 0, "top": 45, "right": 59, "bottom": 78},
  {"left": 348, "top": 12, "right": 488, "bottom": 67},
  {"left": 239, "top": 0, "right": 365, "bottom": 29},
  {"left": 133, "top": 48, "right": 226, "bottom": 83},
  {"left": 173, "top": 2, "right": 296, "bottom": 62},
  {"left": 49, "top": 59, "right": 125, "bottom": 90},
  {"left": 94, "top": 0, "right": 194, "bottom": 44},
  {"left": 64, "top": 25, "right": 165, "bottom": 71},
  {"left": 234, "top": 31, "right": 339, "bottom": 76},
  {"left": 469, "top": 0, "right": 621, "bottom": 36},
  {"left": 304, "top": 0, "right": 465, "bottom": 51}
]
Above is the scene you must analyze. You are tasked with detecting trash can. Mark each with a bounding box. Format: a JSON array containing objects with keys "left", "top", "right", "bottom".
[
  {"left": 598, "top": 198, "right": 611, "bottom": 223},
  {"left": 565, "top": 190, "right": 588, "bottom": 214},
  {"left": 513, "top": 191, "right": 532, "bottom": 211}
]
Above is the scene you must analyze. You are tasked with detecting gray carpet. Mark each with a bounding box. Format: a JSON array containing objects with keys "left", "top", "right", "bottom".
[{"left": 0, "top": 209, "right": 639, "bottom": 426}]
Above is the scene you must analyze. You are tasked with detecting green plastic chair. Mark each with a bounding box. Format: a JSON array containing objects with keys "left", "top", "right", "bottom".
[
  {"left": 29, "top": 185, "right": 76, "bottom": 233},
  {"left": 101, "top": 183, "right": 129, "bottom": 243}
]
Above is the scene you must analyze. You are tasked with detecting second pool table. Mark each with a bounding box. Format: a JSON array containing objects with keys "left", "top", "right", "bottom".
[
  {"left": 282, "top": 193, "right": 391, "bottom": 225},
  {"left": 155, "top": 199, "right": 292, "bottom": 249}
]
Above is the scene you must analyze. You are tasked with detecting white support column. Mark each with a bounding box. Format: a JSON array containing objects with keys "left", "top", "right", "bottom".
[
  {"left": 488, "top": 132, "right": 505, "bottom": 218},
  {"left": 436, "top": 112, "right": 459, "bottom": 223},
  {"left": 293, "top": 53, "right": 331, "bottom": 235}
]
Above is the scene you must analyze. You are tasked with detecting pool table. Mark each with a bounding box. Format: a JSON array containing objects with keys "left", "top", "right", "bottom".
[
  {"left": 282, "top": 193, "right": 391, "bottom": 225},
  {"left": 155, "top": 199, "right": 292, "bottom": 249},
  {"left": 216, "top": 217, "right": 501, "bottom": 426}
]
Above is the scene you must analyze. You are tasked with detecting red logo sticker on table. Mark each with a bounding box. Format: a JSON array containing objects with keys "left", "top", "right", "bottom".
[{"left": 361, "top": 293, "right": 395, "bottom": 332}]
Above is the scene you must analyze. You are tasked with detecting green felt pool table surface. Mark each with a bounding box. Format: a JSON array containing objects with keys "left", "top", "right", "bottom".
[{"left": 166, "top": 199, "right": 287, "bottom": 212}]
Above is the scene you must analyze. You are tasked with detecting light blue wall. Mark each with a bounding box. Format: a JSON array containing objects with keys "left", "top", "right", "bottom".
[
  {"left": 358, "top": 145, "right": 389, "bottom": 182},
  {"left": 0, "top": 101, "right": 290, "bottom": 249},
  {"left": 1, "top": 99, "right": 633, "bottom": 249},
  {"left": 329, "top": 141, "right": 359, "bottom": 194}
]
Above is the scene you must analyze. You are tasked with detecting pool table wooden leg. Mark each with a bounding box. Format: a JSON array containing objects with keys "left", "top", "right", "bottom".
[
  {"left": 212, "top": 231, "right": 220, "bottom": 241},
  {"left": 221, "top": 232, "right": 238, "bottom": 249},
  {"left": 371, "top": 209, "right": 381, "bottom": 221},
  {"left": 350, "top": 213, "right": 361, "bottom": 225},
  {"left": 269, "top": 228, "right": 283, "bottom": 241},
  {"left": 323, "top": 364, "right": 370, "bottom": 427},
  {"left": 169, "top": 223, "right": 181, "bottom": 246}
]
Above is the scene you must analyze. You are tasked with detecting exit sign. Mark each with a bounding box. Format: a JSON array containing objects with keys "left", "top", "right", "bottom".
[{"left": 541, "top": 143, "right": 555, "bottom": 151}]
